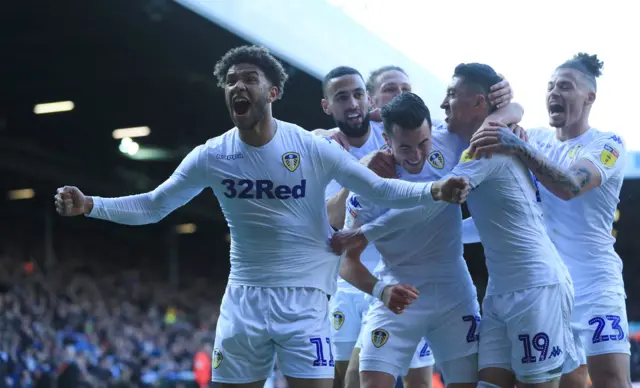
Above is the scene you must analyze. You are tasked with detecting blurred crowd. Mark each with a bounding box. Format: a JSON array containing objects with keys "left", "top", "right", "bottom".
[{"left": 0, "top": 236, "right": 223, "bottom": 388}]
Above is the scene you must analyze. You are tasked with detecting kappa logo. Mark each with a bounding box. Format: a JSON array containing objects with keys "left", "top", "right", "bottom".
[
  {"left": 282, "top": 152, "right": 300, "bottom": 172},
  {"left": 332, "top": 311, "right": 345, "bottom": 330},
  {"left": 371, "top": 328, "right": 389, "bottom": 348},
  {"left": 600, "top": 144, "right": 619, "bottom": 168},
  {"left": 212, "top": 348, "right": 223, "bottom": 369},
  {"left": 428, "top": 151, "right": 445, "bottom": 169}
]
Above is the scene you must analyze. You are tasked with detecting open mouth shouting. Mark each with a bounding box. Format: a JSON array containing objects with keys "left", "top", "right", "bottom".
[{"left": 232, "top": 96, "right": 251, "bottom": 117}]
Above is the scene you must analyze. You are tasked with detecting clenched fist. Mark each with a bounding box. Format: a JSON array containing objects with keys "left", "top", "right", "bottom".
[
  {"left": 54, "top": 186, "right": 92, "bottom": 216},
  {"left": 382, "top": 284, "right": 419, "bottom": 314},
  {"left": 431, "top": 176, "right": 470, "bottom": 204}
]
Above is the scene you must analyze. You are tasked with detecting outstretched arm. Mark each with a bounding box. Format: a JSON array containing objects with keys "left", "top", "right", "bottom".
[
  {"left": 86, "top": 146, "right": 207, "bottom": 224},
  {"left": 314, "top": 137, "right": 437, "bottom": 209},
  {"left": 470, "top": 125, "right": 626, "bottom": 200}
]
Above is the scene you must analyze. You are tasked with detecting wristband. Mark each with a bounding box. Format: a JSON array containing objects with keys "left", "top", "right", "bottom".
[{"left": 372, "top": 280, "right": 389, "bottom": 301}]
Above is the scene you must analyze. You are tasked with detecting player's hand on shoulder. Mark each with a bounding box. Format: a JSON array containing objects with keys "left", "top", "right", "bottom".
[
  {"left": 382, "top": 284, "right": 419, "bottom": 314},
  {"left": 330, "top": 228, "right": 368, "bottom": 255},
  {"left": 509, "top": 123, "right": 528, "bottom": 142},
  {"left": 369, "top": 108, "right": 382, "bottom": 122},
  {"left": 54, "top": 186, "right": 89, "bottom": 216},
  {"left": 360, "top": 149, "right": 396, "bottom": 178},
  {"left": 313, "top": 128, "right": 351, "bottom": 152},
  {"left": 469, "top": 121, "right": 524, "bottom": 159},
  {"left": 488, "top": 74, "right": 513, "bottom": 109},
  {"left": 432, "top": 176, "right": 470, "bottom": 204}
]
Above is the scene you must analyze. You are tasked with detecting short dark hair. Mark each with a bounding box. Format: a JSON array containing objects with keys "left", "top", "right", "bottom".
[
  {"left": 366, "top": 65, "right": 408, "bottom": 94},
  {"left": 453, "top": 63, "right": 502, "bottom": 96},
  {"left": 213, "top": 45, "right": 289, "bottom": 99},
  {"left": 381, "top": 92, "right": 432, "bottom": 138},
  {"left": 557, "top": 52, "right": 603, "bottom": 90},
  {"left": 322, "top": 66, "right": 364, "bottom": 98}
]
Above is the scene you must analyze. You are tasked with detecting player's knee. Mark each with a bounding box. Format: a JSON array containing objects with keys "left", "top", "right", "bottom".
[
  {"left": 402, "top": 366, "right": 432, "bottom": 388},
  {"left": 360, "top": 370, "right": 397, "bottom": 388},
  {"left": 360, "top": 360, "right": 400, "bottom": 388},
  {"left": 589, "top": 371, "right": 632, "bottom": 388},
  {"left": 559, "top": 364, "right": 587, "bottom": 388}
]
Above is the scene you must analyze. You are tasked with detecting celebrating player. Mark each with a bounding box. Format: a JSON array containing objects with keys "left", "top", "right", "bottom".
[
  {"left": 441, "top": 63, "right": 577, "bottom": 388},
  {"left": 317, "top": 66, "right": 437, "bottom": 388},
  {"left": 333, "top": 92, "right": 481, "bottom": 388},
  {"left": 53, "top": 45, "right": 469, "bottom": 388},
  {"left": 467, "top": 53, "right": 631, "bottom": 388}
]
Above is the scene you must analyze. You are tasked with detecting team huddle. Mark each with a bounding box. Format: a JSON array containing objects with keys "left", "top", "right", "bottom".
[{"left": 54, "top": 45, "right": 630, "bottom": 388}]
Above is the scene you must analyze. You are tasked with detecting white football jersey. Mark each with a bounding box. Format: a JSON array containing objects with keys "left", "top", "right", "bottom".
[
  {"left": 528, "top": 127, "right": 626, "bottom": 297},
  {"left": 87, "top": 120, "right": 437, "bottom": 295},
  {"left": 325, "top": 121, "right": 389, "bottom": 292},
  {"left": 449, "top": 149, "right": 571, "bottom": 296},
  {"left": 345, "top": 124, "right": 474, "bottom": 290}
]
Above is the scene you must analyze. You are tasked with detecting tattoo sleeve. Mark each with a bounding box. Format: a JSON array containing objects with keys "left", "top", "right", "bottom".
[{"left": 516, "top": 140, "right": 592, "bottom": 200}]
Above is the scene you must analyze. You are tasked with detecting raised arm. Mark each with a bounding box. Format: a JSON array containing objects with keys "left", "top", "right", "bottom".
[
  {"left": 55, "top": 145, "right": 207, "bottom": 225},
  {"left": 314, "top": 137, "right": 468, "bottom": 209}
]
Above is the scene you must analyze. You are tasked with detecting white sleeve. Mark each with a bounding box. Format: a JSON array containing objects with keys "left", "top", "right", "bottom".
[
  {"left": 448, "top": 148, "right": 503, "bottom": 189},
  {"left": 360, "top": 202, "right": 448, "bottom": 242},
  {"left": 87, "top": 145, "right": 208, "bottom": 225},
  {"left": 344, "top": 193, "right": 388, "bottom": 229},
  {"left": 462, "top": 217, "right": 481, "bottom": 244},
  {"left": 312, "top": 136, "right": 436, "bottom": 209},
  {"left": 579, "top": 133, "right": 627, "bottom": 185}
]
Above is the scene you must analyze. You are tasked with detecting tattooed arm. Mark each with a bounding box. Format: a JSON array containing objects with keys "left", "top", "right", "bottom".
[
  {"left": 516, "top": 141, "right": 601, "bottom": 200},
  {"left": 469, "top": 124, "right": 616, "bottom": 200}
]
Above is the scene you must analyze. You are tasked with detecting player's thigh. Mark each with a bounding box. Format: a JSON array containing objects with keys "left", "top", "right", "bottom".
[
  {"left": 331, "top": 291, "right": 366, "bottom": 362},
  {"left": 573, "top": 291, "right": 631, "bottom": 361},
  {"left": 587, "top": 353, "right": 632, "bottom": 388},
  {"left": 359, "top": 300, "right": 422, "bottom": 380},
  {"left": 213, "top": 285, "right": 275, "bottom": 384},
  {"left": 504, "top": 283, "right": 576, "bottom": 385},
  {"left": 286, "top": 376, "right": 333, "bottom": 388},
  {"left": 427, "top": 296, "right": 480, "bottom": 384},
  {"left": 271, "top": 287, "right": 335, "bottom": 380},
  {"left": 345, "top": 347, "right": 361, "bottom": 388},
  {"left": 402, "top": 365, "right": 433, "bottom": 388}
]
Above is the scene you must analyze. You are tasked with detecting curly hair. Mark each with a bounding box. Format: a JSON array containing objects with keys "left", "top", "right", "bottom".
[{"left": 213, "top": 45, "right": 289, "bottom": 99}]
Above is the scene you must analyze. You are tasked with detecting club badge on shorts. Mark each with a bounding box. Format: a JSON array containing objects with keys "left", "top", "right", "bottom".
[
  {"left": 212, "top": 348, "right": 223, "bottom": 369},
  {"left": 282, "top": 152, "right": 300, "bottom": 172},
  {"left": 600, "top": 144, "right": 619, "bottom": 167},
  {"left": 371, "top": 329, "right": 389, "bottom": 348},
  {"left": 332, "top": 311, "right": 345, "bottom": 330}
]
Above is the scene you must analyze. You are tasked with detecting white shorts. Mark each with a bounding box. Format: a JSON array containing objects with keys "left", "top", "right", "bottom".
[
  {"left": 409, "top": 338, "right": 435, "bottom": 370},
  {"left": 359, "top": 282, "right": 480, "bottom": 379},
  {"left": 562, "top": 290, "right": 631, "bottom": 373},
  {"left": 329, "top": 290, "right": 370, "bottom": 361},
  {"left": 479, "top": 283, "right": 578, "bottom": 383},
  {"left": 212, "top": 285, "right": 334, "bottom": 384}
]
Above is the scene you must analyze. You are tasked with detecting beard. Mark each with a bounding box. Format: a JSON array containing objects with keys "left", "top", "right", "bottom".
[
  {"left": 228, "top": 93, "right": 268, "bottom": 131},
  {"left": 334, "top": 112, "right": 371, "bottom": 138}
]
